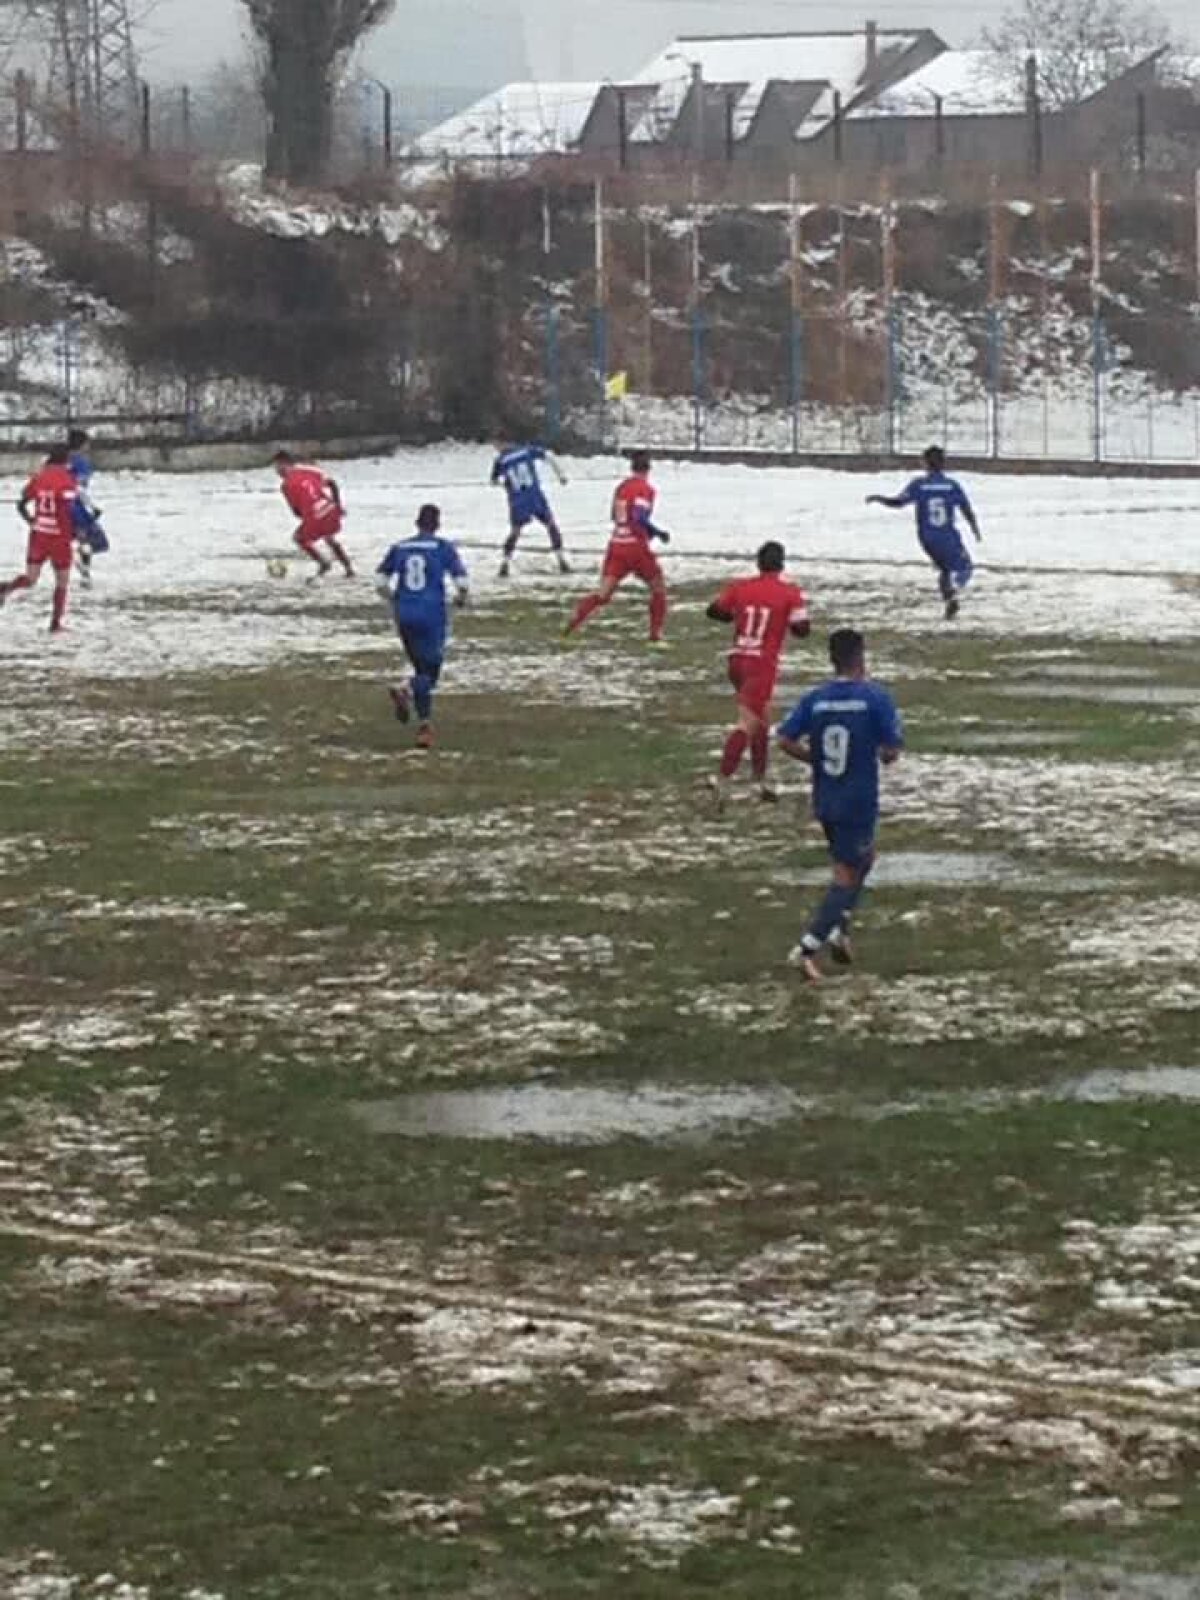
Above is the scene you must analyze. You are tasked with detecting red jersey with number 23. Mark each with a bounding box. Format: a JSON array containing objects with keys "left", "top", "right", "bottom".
[
  {"left": 716, "top": 572, "right": 808, "bottom": 667},
  {"left": 610, "top": 474, "right": 655, "bottom": 546},
  {"left": 23, "top": 465, "right": 78, "bottom": 542}
]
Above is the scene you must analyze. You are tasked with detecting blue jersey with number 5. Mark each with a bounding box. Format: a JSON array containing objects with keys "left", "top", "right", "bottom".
[
  {"left": 897, "top": 472, "right": 973, "bottom": 561},
  {"left": 779, "top": 678, "right": 904, "bottom": 825},
  {"left": 378, "top": 535, "right": 467, "bottom": 628}
]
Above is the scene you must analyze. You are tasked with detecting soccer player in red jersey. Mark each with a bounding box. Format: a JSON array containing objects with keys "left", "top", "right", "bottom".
[
  {"left": 706, "top": 540, "right": 810, "bottom": 806},
  {"left": 273, "top": 450, "right": 354, "bottom": 578},
  {"left": 563, "top": 450, "right": 670, "bottom": 646},
  {"left": 0, "top": 445, "right": 79, "bottom": 633}
]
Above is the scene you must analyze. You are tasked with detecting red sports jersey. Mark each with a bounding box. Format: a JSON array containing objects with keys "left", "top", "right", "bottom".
[
  {"left": 22, "top": 465, "right": 77, "bottom": 541},
  {"left": 715, "top": 572, "right": 808, "bottom": 665},
  {"left": 611, "top": 474, "right": 655, "bottom": 544},
  {"left": 282, "top": 464, "right": 340, "bottom": 524}
]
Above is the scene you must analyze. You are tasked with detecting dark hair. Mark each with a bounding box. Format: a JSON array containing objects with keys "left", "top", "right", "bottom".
[
  {"left": 46, "top": 444, "right": 71, "bottom": 466},
  {"left": 924, "top": 445, "right": 946, "bottom": 473},
  {"left": 272, "top": 449, "right": 295, "bottom": 465},
  {"left": 757, "top": 540, "right": 785, "bottom": 574},
  {"left": 416, "top": 503, "right": 441, "bottom": 533},
  {"left": 629, "top": 450, "right": 651, "bottom": 475},
  {"left": 829, "top": 628, "right": 865, "bottom": 673},
  {"left": 67, "top": 428, "right": 89, "bottom": 450}
]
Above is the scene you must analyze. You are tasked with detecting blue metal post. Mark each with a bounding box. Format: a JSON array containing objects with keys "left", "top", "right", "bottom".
[
  {"left": 885, "top": 305, "right": 901, "bottom": 457},
  {"left": 1091, "top": 311, "right": 1104, "bottom": 463},
  {"left": 592, "top": 305, "right": 608, "bottom": 447},
  {"left": 788, "top": 311, "right": 803, "bottom": 456},
  {"left": 691, "top": 307, "right": 705, "bottom": 454},
  {"left": 544, "top": 301, "right": 561, "bottom": 446},
  {"left": 985, "top": 305, "right": 1002, "bottom": 459}
]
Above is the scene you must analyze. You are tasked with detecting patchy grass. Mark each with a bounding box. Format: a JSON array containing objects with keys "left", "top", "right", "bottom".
[{"left": 1, "top": 579, "right": 1199, "bottom": 1597}]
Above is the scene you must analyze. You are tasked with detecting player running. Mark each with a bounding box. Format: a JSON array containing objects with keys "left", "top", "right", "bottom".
[
  {"left": 376, "top": 504, "right": 469, "bottom": 751},
  {"left": 491, "top": 441, "right": 570, "bottom": 577},
  {"left": 272, "top": 450, "right": 354, "bottom": 580},
  {"left": 865, "top": 445, "right": 981, "bottom": 619},
  {"left": 706, "top": 540, "right": 810, "bottom": 808},
  {"left": 777, "top": 628, "right": 904, "bottom": 983},
  {"left": 67, "top": 427, "right": 109, "bottom": 588},
  {"left": 563, "top": 451, "right": 670, "bottom": 647},
  {"left": 0, "top": 444, "right": 80, "bottom": 633}
]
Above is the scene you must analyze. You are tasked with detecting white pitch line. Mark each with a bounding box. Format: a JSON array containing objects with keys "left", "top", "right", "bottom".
[{"left": 4, "top": 1216, "right": 1200, "bottom": 1431}]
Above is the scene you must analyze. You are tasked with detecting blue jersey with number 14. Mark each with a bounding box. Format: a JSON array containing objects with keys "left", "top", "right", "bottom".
[
  {"left": 378, "top": 535, "right": 466, "bottom": 628},
  {"left": 778, "top": 677, "right": 904, "bottom": 826}
]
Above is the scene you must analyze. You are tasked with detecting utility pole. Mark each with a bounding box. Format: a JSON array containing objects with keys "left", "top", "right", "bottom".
[{"left": 691, "top": 59, "right": 703, "bottom": 168}]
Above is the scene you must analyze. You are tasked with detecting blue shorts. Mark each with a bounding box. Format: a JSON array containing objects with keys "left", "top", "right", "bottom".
[
  {"left": 921, "top": 534, "right": 972, "bottom": 586},
  {"left": 509, "top": 490, "right": 552, "bottom": 528},
  {"left": 821, "top": 818, "right": 877, "bottom": 871},
  {"left": 394, "top": 615, "right": 446, "bottom": 675}
]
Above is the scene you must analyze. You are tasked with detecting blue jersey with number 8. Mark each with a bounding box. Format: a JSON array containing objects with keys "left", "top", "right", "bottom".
[
  {"left": 378, "top": 535, "right": 467, "bottom": 628},
  {"left": 778, "top": 677, "right": 904, "bottom": 825}
]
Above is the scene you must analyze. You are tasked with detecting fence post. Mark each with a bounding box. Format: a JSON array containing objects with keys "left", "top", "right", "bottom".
[
  {"left": 593, "top": 178, "right": 607, "bottom": 444},
  {"left": 690, "top": 174, "right": 703, "bottom": 452},
  {"left": 788, "top": 172, "right": 803, "bottom": 456},
  {"left": 880, "top": 174, "right": 897, "bottom": 455},
  {"left": 1089, "top": 167, "right": 1103, "bottom": 462},
  {"left": 544, "top": 300, "right": 561, "bottom": 446},
  {"left": 181, "top": 85, "right": 192, "bottom": 156},
  {"left": 986, "top": 304, "right": 1002, "bottom": 459}
]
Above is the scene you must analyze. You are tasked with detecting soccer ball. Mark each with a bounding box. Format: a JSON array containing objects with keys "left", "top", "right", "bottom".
[{"left": 266, "top": 557, "right": 289, "bottom": 580}]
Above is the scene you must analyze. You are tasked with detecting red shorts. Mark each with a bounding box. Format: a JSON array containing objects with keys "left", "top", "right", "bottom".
[
  {"left": 602, "top": 538, "right": 662, "bottom": 586},
  {"left": 295, "top": 512, "right": 343, "bottom": 549},
  {"left": 28, "top": 532, "right": 73, "bottom": 572},
  {"left": 729, "top": 652, "right": 779, "bottom": 719}
]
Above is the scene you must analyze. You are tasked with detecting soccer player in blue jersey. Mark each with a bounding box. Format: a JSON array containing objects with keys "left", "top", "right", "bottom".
[
  {"left": 66, "top": 428, "right": 109, "bottom": 588},
  {"left": 376, "top": 504, "right": 469, "bottom": 750},
  {"left": 866, "top": 445, "right": 981, "bottom": 619},
  {"left": 777, "top": 628, "right": 904, "bottom": 983},
  {"left": 491, "top": 440, "right": 570, "bottom": 577}
]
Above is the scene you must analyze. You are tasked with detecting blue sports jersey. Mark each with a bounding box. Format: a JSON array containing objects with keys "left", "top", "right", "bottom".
[
  {"left": 492, "top": 445, "right": 547, "bottom": 501},
  {"left": 378, "top": 535, "right": 467, "bottom": 628},
  {"left": 779, "top": 677, "right": 904, "bottom": 825},
  {"left": 896, "top": 472, "right": 973, "bottom": 560},
  {"left": 68, "top": 450, "right": 94, "bottom": 489}
]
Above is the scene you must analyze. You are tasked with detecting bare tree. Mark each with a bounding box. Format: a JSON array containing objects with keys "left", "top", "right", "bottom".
[
  {"left": 240, "top": 0, "right": 394, "bottom": 185},
  {"left": 981, "top": 0, "right": 1177, "bottom": 110}
]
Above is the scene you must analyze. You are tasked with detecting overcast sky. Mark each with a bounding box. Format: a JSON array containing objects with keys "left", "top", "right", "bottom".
[{"left": 138, "top": 0, "right": 1199, "bottom": 92}]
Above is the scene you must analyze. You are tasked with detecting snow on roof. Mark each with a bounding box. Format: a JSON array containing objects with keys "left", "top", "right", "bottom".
[
  {"left": 413, "top": 82, "right": 600, "bottom": 161},
  {"left": 632, "top": 30, "right": 927, "bottom": 139},
  {"left": 851, "top": 50, "right": 1018, "bottom": 118}
]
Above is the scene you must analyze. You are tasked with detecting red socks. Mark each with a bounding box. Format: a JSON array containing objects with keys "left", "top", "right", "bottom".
[
  {"left": 750, "top": 726, "right": 769, "bottom": 779},
  {"left": 568, "top": 593, "right": 604, "bottom": 633},
  {"left": 720, "top": 729, "right": 749, "bottom": 778},
  {"left": 649, "top": 590, "right": 667, "bottom": 641},
  {"left": 51, "top": 586, "right": 67, "bottom": 632}
]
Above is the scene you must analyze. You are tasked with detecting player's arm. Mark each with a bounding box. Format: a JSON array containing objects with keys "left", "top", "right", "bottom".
[
  {"left": 17, "top": 481, "right": 35, "bottom": 525},
  {"left": 374, "top": 548, "right": 398, "bottom": 600},
  {"left": 789, "top": 590, "right": 811, "bottom": 639},
  {"left": 636, "top": 508, "right": 670, "bottom": 543},
  {"left": 866, "top": 479, "right": 917, "bottom": 511},
  {"left": 490, "top": 456, "right": 504, "bottom": 486},
  {"left": 706, "top": 584, "right": 736, "bottom": 624},
  {"left": 328, "top": 477, "right": 343, "bottom": 511},
  {"left": 776, "top": 701, "right": 813, "bottom": 762},
  {"left": 448, "top": 544, "right": 470, "bottom": 608},
  {"left": 546, "top": 451, "right": 568, "bottom": 486},
  {"left": 956, "top": 486, "right": 981, "bottom": 542},
  {"left": 875, "top": 694, "right": 905, "bottom": 765}
]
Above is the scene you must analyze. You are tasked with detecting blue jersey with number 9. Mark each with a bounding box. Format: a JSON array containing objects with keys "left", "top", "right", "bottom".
[
  {"left": 778, "top": 678, "right": 904, "bottom": 825},
  {"left": 378, "top": 535, "right": 467, "bottom": 628}
]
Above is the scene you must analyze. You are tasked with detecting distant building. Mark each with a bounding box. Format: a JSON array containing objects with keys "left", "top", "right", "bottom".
[{"left": 411, "top": 25, "right": 1200, "bottom": 177}]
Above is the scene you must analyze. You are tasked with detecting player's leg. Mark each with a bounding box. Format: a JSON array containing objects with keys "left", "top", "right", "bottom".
[
  {"left": 790, "top": 827, "right": 875, "bottom": 981},
  {"left": 744, "top": 665, "right": 778, "bottom": 799},
  {"left": 408, "top": 627, "right": 444, "bottom": 748},
  {"left": 499, "top": 507, "right": 526, "bottom": 577},
  {"left": 295, "top": 524, "right": 332, "bottom": 578},
  {"left": 636, "top": 549, "right": 668, "bottom": 644},
  {"left": 0, "top": 558, "right": 41, "bottom": 606},
  {"left": 325, "top": 535, "right": 354, "bottom": 577},
  {"left": 564, "top": 557, "right": 622, "bottom": 636},
  {"left": 49, "top": 552, "right": 72, "bottom": 632},
  {"left": 535, "top": 504, "right": 570, "bottom": 574},
  {"left": 75, "top": 539, "right": 93, "bottom": 588}
]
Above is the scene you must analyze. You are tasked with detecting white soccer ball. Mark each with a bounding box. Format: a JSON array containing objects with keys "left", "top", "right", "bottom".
[{"left": 266, "top": 557, "right": 289, "bottom": 580}]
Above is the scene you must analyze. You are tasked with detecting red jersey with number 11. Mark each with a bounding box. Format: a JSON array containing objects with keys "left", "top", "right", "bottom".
[{"left": 714, "top": 572, "right": 808, "bottom": 666}]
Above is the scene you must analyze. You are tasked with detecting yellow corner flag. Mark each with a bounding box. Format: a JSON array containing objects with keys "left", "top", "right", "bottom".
[{"left": 604, "top": 370, "right": 628, "bottom": 401}]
